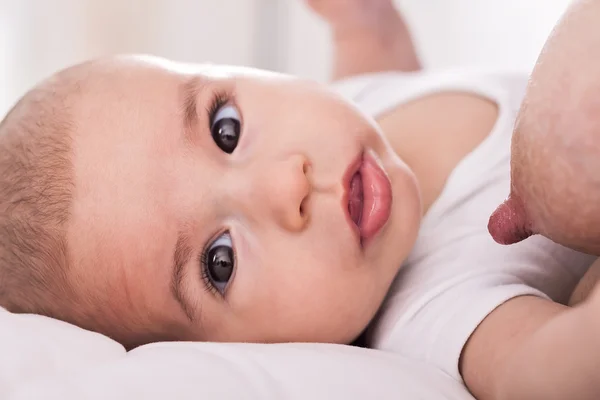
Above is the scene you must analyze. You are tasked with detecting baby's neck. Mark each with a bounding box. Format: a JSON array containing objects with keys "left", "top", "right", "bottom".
[{"left": 398, "top": 153, "right": 436, "bottom": 216}]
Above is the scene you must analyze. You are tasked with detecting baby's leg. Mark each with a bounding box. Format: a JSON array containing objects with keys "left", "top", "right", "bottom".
[{"left": 305, "top": 0, "right": 421, "bottom": 81}]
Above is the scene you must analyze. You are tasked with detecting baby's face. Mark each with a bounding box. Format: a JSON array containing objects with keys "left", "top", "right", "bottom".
[{"left": 67, "top": 56, "right": 421, "bottom": 346}]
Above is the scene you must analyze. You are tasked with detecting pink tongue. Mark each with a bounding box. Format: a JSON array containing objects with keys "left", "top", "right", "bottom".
[
  {"left": 348, "top": 173, "right": 363, "bottom": 226},
  {"left": 488, "top": 195, "right": 533, "bottom": 245}
]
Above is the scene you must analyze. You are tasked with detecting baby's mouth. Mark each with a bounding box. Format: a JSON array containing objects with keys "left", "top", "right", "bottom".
[
  {"left": 343, "top": 150, "right": 393, "bottom": 249},
  {"left": 348, "top": 172, "right": 364, "bottom": 228}
]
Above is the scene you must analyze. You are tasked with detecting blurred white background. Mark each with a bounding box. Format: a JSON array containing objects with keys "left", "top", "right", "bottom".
[{"left": 0, "top": 0, "right": 572, "bottom": 117}]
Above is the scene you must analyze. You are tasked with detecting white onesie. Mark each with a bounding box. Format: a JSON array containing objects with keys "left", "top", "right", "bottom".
[{"left": 331, "top": 68, "right": 596, "bottom": 382}]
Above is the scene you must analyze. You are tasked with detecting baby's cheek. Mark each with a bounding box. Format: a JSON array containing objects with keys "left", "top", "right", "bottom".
[{"left": 291, "top": 258, "right": 379, "bottom": 339}]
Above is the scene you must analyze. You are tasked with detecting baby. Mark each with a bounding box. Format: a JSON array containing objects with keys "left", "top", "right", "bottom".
[{"left": 0, "top": 0, "right": 598, "bottom": 399}]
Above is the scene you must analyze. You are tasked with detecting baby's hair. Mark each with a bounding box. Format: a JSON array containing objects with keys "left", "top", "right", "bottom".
[{"left": 0, "top": 73, "right": 76, "bottom": 318}]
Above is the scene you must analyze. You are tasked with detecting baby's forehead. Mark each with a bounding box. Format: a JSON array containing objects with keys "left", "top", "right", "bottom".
[{"left": 127, "top": 55, "right": 293, "bottom": 82}]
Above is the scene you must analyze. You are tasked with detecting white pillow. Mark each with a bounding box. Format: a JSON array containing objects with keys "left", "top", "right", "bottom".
[{"left": 0, "top": 308, "right": 474, "bottom": 399}]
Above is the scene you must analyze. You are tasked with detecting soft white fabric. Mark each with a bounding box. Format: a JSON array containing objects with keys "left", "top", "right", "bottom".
[
  {"left": 0, "top": 307, "right": 474, "bottom": 400},
  {"left": 332, "top": 68, "right": 596, "bottom": 381}
]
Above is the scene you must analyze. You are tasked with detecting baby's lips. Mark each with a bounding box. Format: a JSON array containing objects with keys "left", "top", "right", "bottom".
[{"left": 488, "top": 195, "right": 533, "bottom": 245}]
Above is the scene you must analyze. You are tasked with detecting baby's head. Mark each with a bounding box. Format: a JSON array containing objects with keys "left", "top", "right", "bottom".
[{"left": 0, "top": 56, "right": 422, "bottom": 348}]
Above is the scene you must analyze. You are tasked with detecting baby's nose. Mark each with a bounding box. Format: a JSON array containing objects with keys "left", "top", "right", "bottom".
[{"left": 260, "top": 154, "right": 312, "bottom": 232}]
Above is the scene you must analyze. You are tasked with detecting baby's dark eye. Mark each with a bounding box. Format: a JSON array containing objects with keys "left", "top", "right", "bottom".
[
  {"left": 203, "top": 232, "right": 235, "bottom": 294},
  {"left": 211, "top": 104, "right": 241, "bottom": 154}
]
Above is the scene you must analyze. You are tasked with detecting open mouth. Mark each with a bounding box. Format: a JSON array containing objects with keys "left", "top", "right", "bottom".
[
  {"left": 343, "top": 150, "right": 393, "bottom": 248},
  {"left": 348, "top": 171, "right": 364, "bottom": 228}
]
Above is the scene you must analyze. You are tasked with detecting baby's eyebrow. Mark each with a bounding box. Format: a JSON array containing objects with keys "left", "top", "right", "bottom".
[
  {"left": 171, "top": 231, "right": 196, "bottom": 323},
  {"left": 180, "top": 76, "right": 207, "bottom": 144}
]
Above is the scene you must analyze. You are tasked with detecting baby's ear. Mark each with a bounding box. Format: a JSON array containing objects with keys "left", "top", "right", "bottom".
[{"left": 488, "top": 194, "right": 533, "bottom": 245}]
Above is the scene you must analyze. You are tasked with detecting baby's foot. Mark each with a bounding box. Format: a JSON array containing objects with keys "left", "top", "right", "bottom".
[
  {"left": 305, "top": 0, "right": 398, "bottom": 33},
  {"left": 306, "top": 0, "right": 420, "bottom": 80}
]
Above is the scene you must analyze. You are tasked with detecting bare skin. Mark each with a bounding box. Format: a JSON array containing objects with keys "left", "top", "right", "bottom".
[
  {"left": 488, "top": 0, "right": 600, "bottom": 255},
  {"left": 306, "top": 0, "right": 421, "bottom": 79},
  {"left": 570, "top": 258, "right": 600, "bottom": 306},
  {"left": 475, "top": 0, "right": 600, "bottom": 398}
]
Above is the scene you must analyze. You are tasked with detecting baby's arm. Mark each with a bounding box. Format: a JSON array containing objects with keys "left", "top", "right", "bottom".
[
  {"left": 462, "top": 294, "right": 600, "bottom": 400},
  {"left": 570, "top": 258, "right": 600, "bottom": 306},
  {"left": 305, "top": 0, "right": 421, "bottom": 81}
]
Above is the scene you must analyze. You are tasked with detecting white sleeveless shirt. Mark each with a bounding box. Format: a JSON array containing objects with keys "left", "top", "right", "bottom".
[{"left": 332, "top": 68, "right": 595, "bottom": 382}]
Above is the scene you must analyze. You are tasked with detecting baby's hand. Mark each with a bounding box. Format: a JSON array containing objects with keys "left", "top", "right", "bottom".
[{"left": 304, "top": 0, "right": 396, "bottom": 29}]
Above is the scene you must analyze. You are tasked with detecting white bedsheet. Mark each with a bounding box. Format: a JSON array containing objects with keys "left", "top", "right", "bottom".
[{"left": 0, "top": 307, "right": 474, "bottom": 400}]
